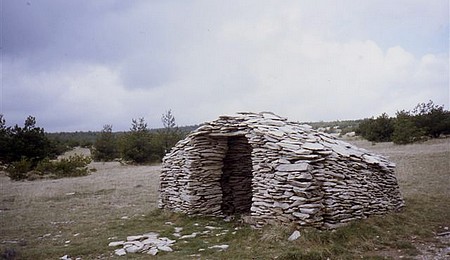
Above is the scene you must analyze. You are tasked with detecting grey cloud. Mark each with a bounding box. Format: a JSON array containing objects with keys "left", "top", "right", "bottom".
[
  {"left": 3, "top": 1, "right": 164, "bottom": 68},
  {"left": 1, "top": 1, "right": 448, "bottom": 132}
]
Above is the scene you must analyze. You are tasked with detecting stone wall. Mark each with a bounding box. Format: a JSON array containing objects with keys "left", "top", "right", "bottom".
[{"left": 159, "top": 112, "right": 404, "bottom": 229}]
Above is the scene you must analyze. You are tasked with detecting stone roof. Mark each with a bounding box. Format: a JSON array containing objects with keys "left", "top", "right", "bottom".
[{"left": 159, "top": 112, "right": 404, "bottom": 229}]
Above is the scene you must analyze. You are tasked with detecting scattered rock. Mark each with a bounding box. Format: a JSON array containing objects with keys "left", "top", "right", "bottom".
[
  {"left": 174, "top": 227, "right": 183, "bottom": 233},
  {"left": 126, "top": 235, "right": 144, "bottom": 241},
  {"left": 158, "top": 245, "right": 173, "bottom": 252},
  {"left": 288, "top": 230, "right": 301, "bottom": 241},
  {"left": 124, "top": 245, "right": 142, "bottom": 253},
  {"left": 208, "top": 244, "right": 229, "bottom": 251},
  {"left": 147, "top": 248, "right": 158, "bottom": 255},
  {"left": 110, "top": 232, "right": 175, "bottom": 256},
  {"left": 204, "top": 226, "right": 218, "bottom": 230},
  {"left": 108, "top": 241, "right": 125, "bottom": 247},
  {"left": 114, "top": 248, "right": 126, "bottom": 256},
  {"left": 179, "top": 233, "right": 197, "bottom": 239}
]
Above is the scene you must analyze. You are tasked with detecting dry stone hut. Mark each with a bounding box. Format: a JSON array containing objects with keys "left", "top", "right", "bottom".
[{"left": 159, "top": 112, "right": 404, "bottom": 229}]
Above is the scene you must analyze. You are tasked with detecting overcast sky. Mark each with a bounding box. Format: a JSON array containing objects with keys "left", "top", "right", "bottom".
[{"left": 1, "top": 0, "right": 449, "bottom": 132}]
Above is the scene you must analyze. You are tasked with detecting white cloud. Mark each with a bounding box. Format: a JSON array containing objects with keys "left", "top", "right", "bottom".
[{"left": 2, "top": 1, "right": 448, "bottom": 131}]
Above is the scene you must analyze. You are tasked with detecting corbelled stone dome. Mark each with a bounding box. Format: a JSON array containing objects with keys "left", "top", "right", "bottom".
[{"left": 159, "top": 112, "right": 404, "bottom": 229}]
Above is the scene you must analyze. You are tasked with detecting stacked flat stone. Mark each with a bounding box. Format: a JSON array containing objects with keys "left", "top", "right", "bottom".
[{"left": 159, "top": 112, "right": 404, "bottom": 229}]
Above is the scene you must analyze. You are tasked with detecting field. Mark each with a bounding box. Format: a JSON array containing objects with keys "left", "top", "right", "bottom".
[{"left": 1, "top": 138, "right": 449, "bottom": 259}]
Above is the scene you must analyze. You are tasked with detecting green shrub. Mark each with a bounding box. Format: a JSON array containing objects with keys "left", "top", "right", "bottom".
[
  {"left": 44, "top": 155, "right": 92, "bottom": 178},
  {"left": 0, "top": 115, "right": 57, "bottom": 164},
  {"left": 7, "top": 155, "right": 92, "bottom": 180},
  {"left": 392, "top": 111, "right": 425, "bottom": 144},
  {"left": 6, "top": 157, "right": 33, "bottom": 180},
  {"left": 357, "top": 101, "right": 450, "bottom": 144},
  {"left": 356, "top": 113, "right": 394, "bottom": 142},
  {"left": 119, "top": 118, "right": 155, "bottom": 164},
  {"left": 410, "top": 100, "right": 450, "bottom": 138},
  {"left": 92, "top": 125, "right": 119, "bottom": 161}
]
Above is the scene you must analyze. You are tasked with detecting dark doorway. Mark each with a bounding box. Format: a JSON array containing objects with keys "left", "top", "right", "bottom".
[{"left": 220, "top": 136, "right": 253, "bottom": 215}]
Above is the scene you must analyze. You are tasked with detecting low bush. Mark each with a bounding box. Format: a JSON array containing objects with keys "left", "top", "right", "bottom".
[
  {"left": 7, "top": 155, "right": 92, "bottom": 181},
  {"left": 357, "top": 101, "right": 450, "bottom": 144},
  {"left": 6, "top": 158, "right": 34, "bottom": 181},
  {"left": 36, "top": 155, "right": 92, "bottom": 178},
  {"left": 92, "top": 125, "right": 119, "bottom": 161},
  {"left": 356, "top": 113, "right": 394, "bottom": 142}
]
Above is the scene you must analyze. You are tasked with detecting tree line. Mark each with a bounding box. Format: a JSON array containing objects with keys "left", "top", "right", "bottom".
[
  {"left": 92, "top": 110, "right": 185, "bottom": 163},
  {"left": 0, "top": 110, "right": 187, "bottom": 180},
  {"left": 356, "top": 101, "right": 450, "bottom": 144}
]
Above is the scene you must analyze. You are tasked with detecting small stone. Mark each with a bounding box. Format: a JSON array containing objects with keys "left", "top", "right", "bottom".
[
  {"left": 114, "top": 248, "right": 127, "bottom": 256},
  {"left": 208, "top": 244, "right": 229, "bottom": 251},
  {"left": 125, "top": 245, "right": 141, "bottom": 253},
  {"left": 147, "top": 248, "right": 158, "bottom": 255},
  {"left": 179, "top": 233, "right": 197, "bottom": 239},
  {"left": 158, "top": 245, "right": 173, "bottom": 252},
  {"left": 174, "top": 227, "right": 183, "bottom": 233},
  {"left": 127, "top": 235, "right": 144, "bottom": 241},
  {"left": 288, "top": 230, "right": 301, "bottom": 241},
  {"left": 60, "top": 255, "right": 71, "bottom": 260},
  {"left": 108, "top": 241, "right": 125, "bottom": 247},
  {"left": 204, "top": 226, "right": 218, "bottom": 230},
  {"left": 141, "top": 237, "right": 160, "bottom": 245},
  {"left": 143, "top": 232, "right": 159, "bottom": 238}
]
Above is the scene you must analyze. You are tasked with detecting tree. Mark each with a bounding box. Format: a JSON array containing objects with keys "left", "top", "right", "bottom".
[
  {"left": 160, "top": 110, "right": 182, "bottom": 155},
  {"left": 356, "top": 113, "right": 394, "bottom": 142},
  {"left": 7, "top": 116, "right": 54, "bottom": 164},
  {"left": 392, "top": 110, "right": 424, "bottom": 144},
  {"left": 411, "top": 100, "right": 450, "bottom": 138},
  {"left": 0, "top": 115, "right": 12, "bottom": 162},
  {"left": 120, "top": 118, "right": 154, "bottom": 163},
  {"left": 92, "top": 124, "right": 119, "bottom": 161}
]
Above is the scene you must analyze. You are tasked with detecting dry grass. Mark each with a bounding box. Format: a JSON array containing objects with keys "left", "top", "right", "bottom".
[
  {"left": 1, "top": 138, "right": 449, "bottom": 259},
  {"left": 0, "top": 157, "right": 160, "bottom": 259}
]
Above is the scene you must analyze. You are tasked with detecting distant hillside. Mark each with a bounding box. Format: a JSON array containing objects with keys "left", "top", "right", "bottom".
[
  {"left": 46, "top": 120, "right": 363, "bottom": 148},
  {"left": 303, "top": 119, "right": 363, "bottom": 136},
  {"left": 46, "top": 125, "right": 200, "bottom": 148}
]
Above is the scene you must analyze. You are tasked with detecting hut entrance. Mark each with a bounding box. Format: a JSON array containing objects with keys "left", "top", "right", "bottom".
[{"left": 220, "top": 135, "right": 253, "bottom": 215}]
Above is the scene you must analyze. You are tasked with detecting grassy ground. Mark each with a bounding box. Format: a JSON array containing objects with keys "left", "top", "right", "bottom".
[{"left": 1, "top": 139, "right": 449, "bottom": 259}]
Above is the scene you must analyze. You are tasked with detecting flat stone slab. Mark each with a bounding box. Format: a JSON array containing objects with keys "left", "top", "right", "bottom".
[{"left": 276, "top": 163, "right": 310, "bottom": 172}]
